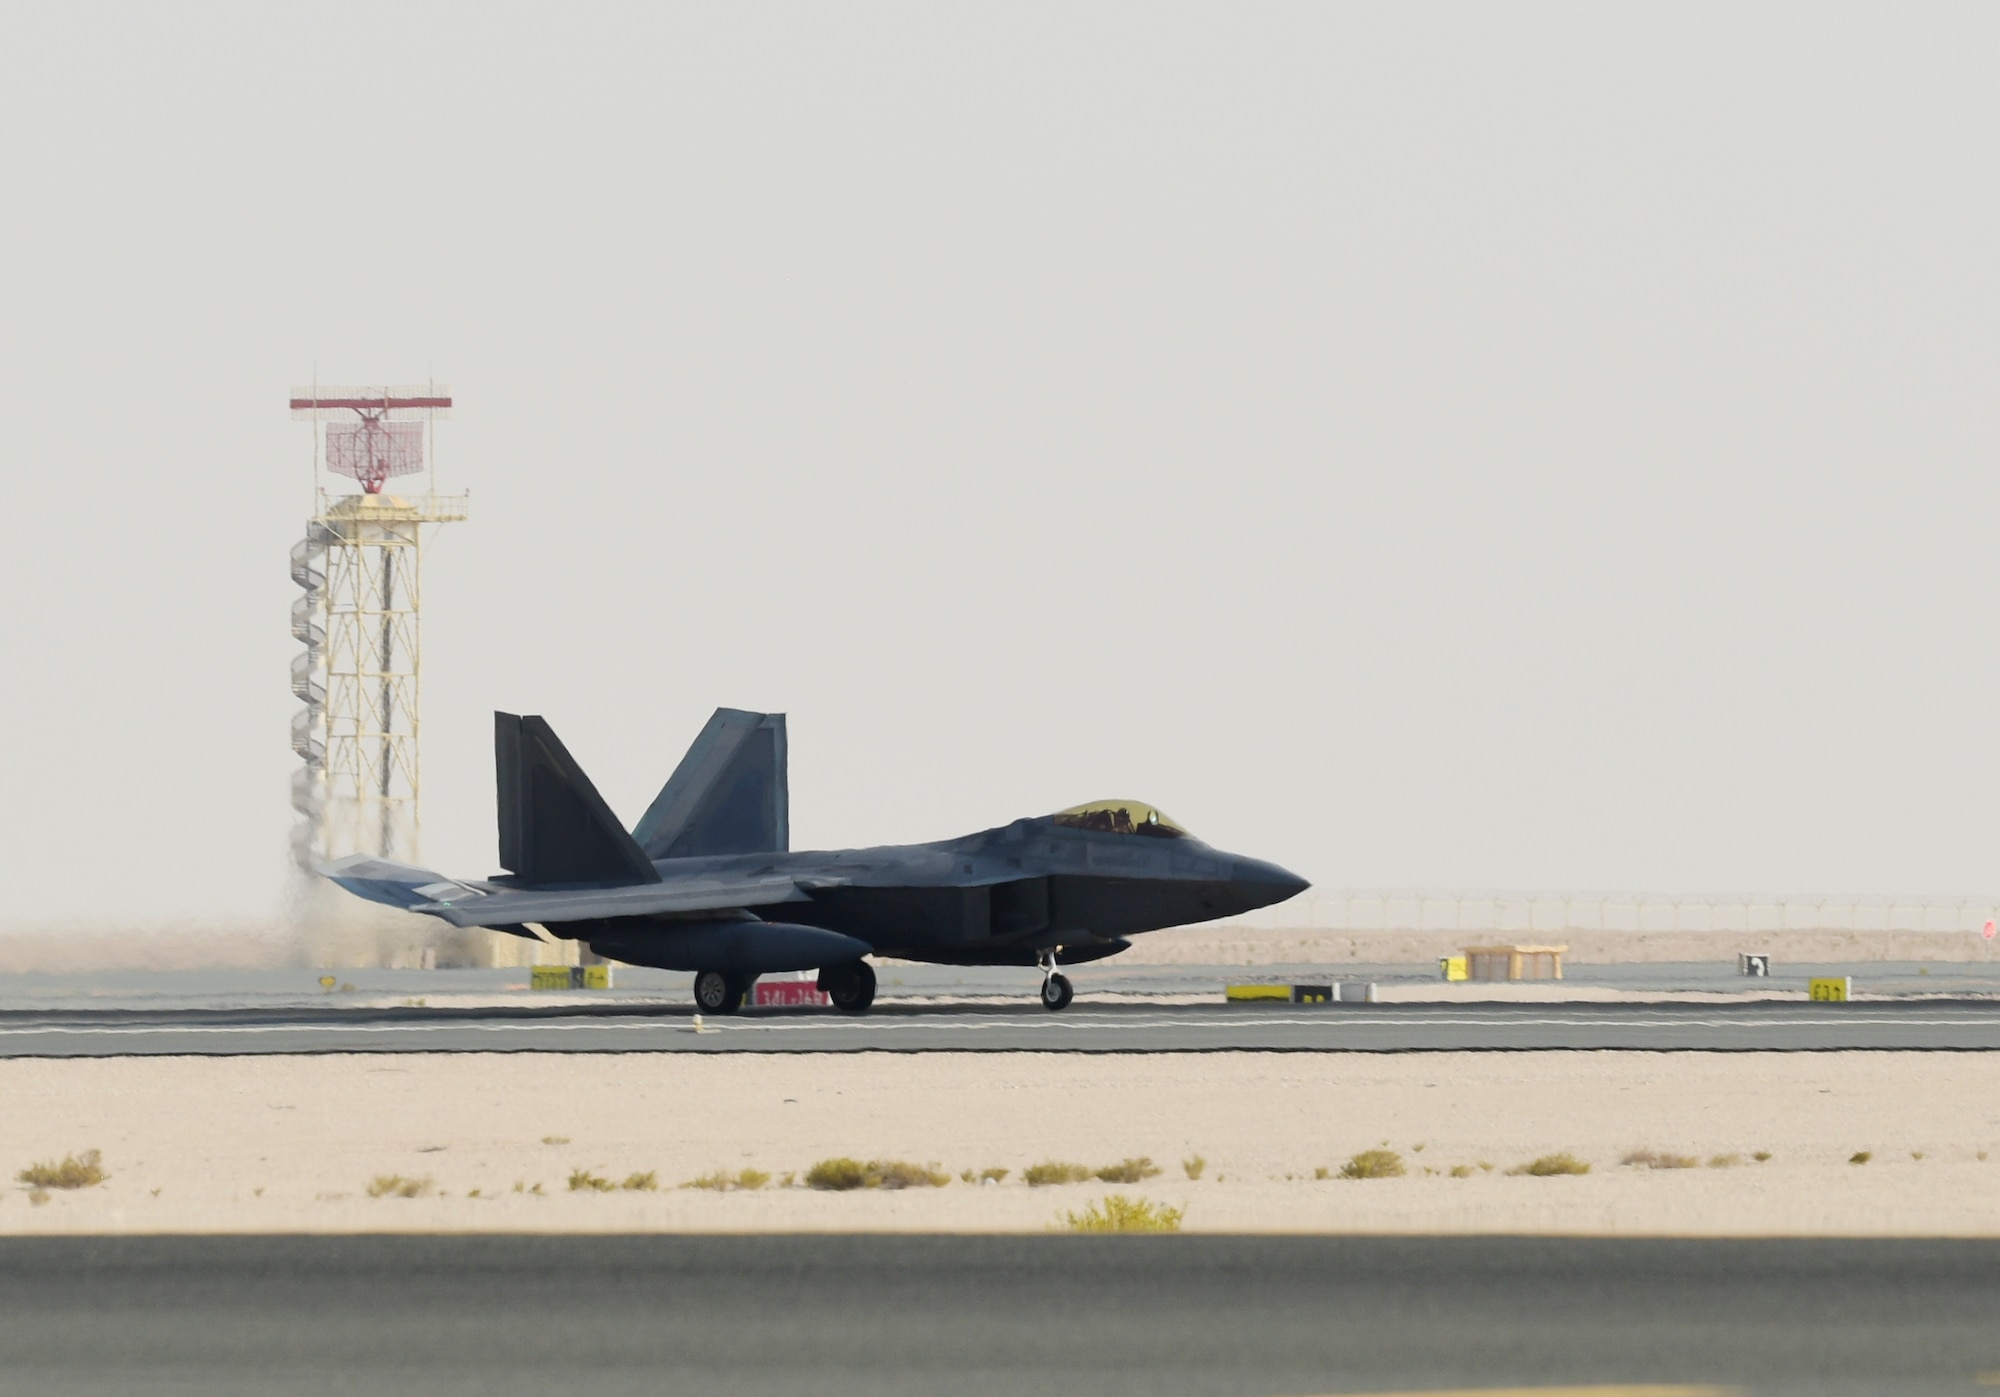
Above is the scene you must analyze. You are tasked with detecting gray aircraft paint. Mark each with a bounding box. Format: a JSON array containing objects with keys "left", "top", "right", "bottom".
[{"left": 325, "top": 710, "right": 1307, "bottom": 991}]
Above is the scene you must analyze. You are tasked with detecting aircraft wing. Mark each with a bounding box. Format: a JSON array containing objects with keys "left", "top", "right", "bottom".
[
  {"left": 321, "top": 855, "right": 815, "bottom": 928},
  {"left": 412, "top": 876, "right": 812, "bottom": 927}
]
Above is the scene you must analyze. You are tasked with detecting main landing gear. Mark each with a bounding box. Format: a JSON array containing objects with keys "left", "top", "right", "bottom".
[
  {"left": 818, "top": 959, "right": 877, "bottom": 1013},
  {"left": 1038, "top": 950, "right": 1074, "bottom": 1012},
  {"left": 692, "top": 970, "right": 753, "bottom": 1014}
]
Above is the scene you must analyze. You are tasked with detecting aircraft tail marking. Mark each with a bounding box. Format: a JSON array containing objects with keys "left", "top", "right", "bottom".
[
  {"left": 495, "top": 713, "right": 661, "bottom": 885},
  {"left": 632, "top": 708, "right": 789, "bottom": 860}
]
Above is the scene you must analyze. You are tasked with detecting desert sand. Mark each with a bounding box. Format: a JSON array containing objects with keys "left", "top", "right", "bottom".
[{"left": 5, "top": 1051, "right": 2000, "bottom": 1235}]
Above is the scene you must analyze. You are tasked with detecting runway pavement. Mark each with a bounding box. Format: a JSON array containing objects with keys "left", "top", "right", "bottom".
[
  {"left": 7, "top": 997, "right": 2000, "bottom": 1055},
  {"left": 0, "top": 1234, "right": 1995, "bottom": 1396}
]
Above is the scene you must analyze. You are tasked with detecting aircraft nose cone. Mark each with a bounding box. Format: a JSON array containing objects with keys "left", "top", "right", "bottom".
[{"left": 1232, "top": 858, "right": 1310, "bottom": 910}]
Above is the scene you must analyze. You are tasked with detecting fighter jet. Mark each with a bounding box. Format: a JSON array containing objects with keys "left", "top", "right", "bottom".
[{"left": 325, "top": 709, "right": 1309, "bottom": 1012}]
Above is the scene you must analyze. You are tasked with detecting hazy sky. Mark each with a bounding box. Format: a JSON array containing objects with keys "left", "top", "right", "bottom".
[{"left": 3, "top": 3, "right": 1996, "bottom": 928}]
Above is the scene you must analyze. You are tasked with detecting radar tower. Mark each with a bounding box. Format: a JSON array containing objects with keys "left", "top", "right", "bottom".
[{"left": 289, "top": 385, "right": 468, "bottom": 871}]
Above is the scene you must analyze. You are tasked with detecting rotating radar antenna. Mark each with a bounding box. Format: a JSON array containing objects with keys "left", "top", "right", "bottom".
[{"left": 291, "top": 386, "right": 452, "bottom": 494}]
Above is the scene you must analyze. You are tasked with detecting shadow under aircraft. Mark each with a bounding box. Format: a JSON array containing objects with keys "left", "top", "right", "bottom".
[{"left": 326, "top": 710, "right": 1309, "bottom": 1012}]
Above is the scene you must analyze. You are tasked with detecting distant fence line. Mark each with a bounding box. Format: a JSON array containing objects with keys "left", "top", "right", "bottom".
[{"left": 1244, "top": 892, "right": 2000, "bottom": 937}]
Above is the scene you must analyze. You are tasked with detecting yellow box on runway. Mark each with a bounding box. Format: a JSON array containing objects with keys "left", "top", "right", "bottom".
[
  {"left": 531, "top": 965, "right": 615, "bottom": 990},
  {"left": 1440, "top": 955, "right": 1468, "bottom": 982},
  {"left": 1225, "top": 984, "right": 1291, "bottom": 1002},
  {"left": 1809, "top": 976, "right": 1851, "bottom": 1002}
]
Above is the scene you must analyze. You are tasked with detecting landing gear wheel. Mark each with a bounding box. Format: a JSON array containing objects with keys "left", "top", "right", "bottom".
[
  {"left": 692, "top": 969, "right": 746, "bottom": 1014},
  {"left": 819, "top": 959, "right": 876, "bottom": 1013},
  {"left": 1040, "top": 973, "right": 1074, "bottom": 1012}
]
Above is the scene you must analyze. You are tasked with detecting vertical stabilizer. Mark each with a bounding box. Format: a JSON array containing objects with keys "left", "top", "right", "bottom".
[
  {"left": 633, "top": 708, "right": 789, "bottom": 859},
  {"left": 495, "top": 713, "right": 661, "bottom": 884}
]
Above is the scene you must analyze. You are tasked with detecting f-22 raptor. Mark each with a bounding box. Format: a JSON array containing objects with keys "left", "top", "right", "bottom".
[{"left": 327, "top": 709, "right": 1309, "bottom": 1012}]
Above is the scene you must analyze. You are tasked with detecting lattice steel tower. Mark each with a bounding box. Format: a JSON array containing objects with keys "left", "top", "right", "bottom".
[{"left": 289, "top": 386, "right": 467, "bottom": 871}]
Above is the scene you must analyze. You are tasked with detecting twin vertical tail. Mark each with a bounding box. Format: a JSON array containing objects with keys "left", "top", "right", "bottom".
[{"left": 493, "top": 707, "right": 790, "bottom": 885}]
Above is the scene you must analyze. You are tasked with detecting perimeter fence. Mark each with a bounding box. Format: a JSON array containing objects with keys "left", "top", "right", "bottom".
[{"left": 1243, "top": 891, "right": 2000, "bottom": 937}]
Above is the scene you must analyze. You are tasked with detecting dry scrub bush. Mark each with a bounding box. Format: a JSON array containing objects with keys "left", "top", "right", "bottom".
[
  {"left": 1061, "top": 1195, "right": 1184, "bottom": 1233},
  {"left": 682, "top": 1169, "right": 764, "bottom": 1192},
  {"left": 806, "top": 1158, "right": 868, "bottom": 1190},
  {"left": 1708, "top": 1154, "right": 1742, "bottom": 1169},
  {"left": 1753, "top": 1151, "right": 1772, "bottom": 1162},
  {"left": 805, "top": 1158, "right": 949, "bottom": 1191},
  {"left": 959, "top": 1167, "right": 1010, "bottom": 1185},
  {"left": 18, "top": 1151, "right": 107, "bottom": 1190},
  {"left": 1182, "top": 1155, "right": 1206, "bottom": 1181},
  {"left": 367, "top": 1174, "right": 432, "bottom": 1199},
  {"left": 1313, "top": 1166, "right": 1331, "bottom": 1181},
  {"left": 1622, "top": 1149, "right": 1698, "bottom": 1170},
  {"left": 1449, "top": 1165, "right": 1474, "bottom": 1179},
  {"left": 621, "top": 1172, "right": 660, "bottom": 1192},
  {"left": 541, "top": 1136, "right": 569, "bottom": 1145},
  {"left": 1339, "top": 1150, "right": 1405, "bottom": 1180},
  {"left": 871, "top": 1161, "right": 948, "bottom": 1189},
  {"left": 1509, "top": 1154, "right": 1590, "bottom": 1177},
  {"left": 1095, "top": 1157, "right": 1162, "bottom": 1184},
  {"left": 568, "top": 1168, "right": 615, "bottom": 1193},
  {"left": 1024, "top": 1161, "right": 1094, "bottom": 1187},
  {"left": 1849, "top": 1151, "right": 1872, "bottom": 1165}
]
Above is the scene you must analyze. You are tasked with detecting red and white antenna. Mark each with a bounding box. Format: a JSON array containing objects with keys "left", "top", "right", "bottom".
[{"left": 290, "top": 385, "right": 453, "bottom": 494}]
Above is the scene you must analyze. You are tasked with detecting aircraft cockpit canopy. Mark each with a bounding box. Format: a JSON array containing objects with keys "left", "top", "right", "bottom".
[{"left": 1050, "top": 800, "right": 1188, "bottom": 840}]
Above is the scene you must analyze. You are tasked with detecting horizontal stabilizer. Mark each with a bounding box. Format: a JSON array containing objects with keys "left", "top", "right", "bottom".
[
  {"left": 633, "top": 708, "right": 789, "bottom": 860},
  {"left": 496, "top": 713, "right": 661, "bottom": 885},
  {"left": 319, "top": 855, "right": 471, "bottom": 911}
]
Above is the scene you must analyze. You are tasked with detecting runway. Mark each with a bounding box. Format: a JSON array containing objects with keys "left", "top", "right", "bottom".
[
  {"left": 1, "top": 1234, "right": 1995, "bottom": 1396},
  {"left": 7, "top": 997, "right": 2000, "bottom": 1055}
]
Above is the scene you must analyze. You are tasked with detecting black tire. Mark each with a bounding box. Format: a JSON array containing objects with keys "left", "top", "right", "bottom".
[
  {"left": 692, "top": 969, "right": 743, "bottom": 1014},
  {"left": 820, "top": 959, "right": 876, "bottom": 1013},
  {"left": 1040, "top": 973, "right": 1074, "bottom": 1012}
]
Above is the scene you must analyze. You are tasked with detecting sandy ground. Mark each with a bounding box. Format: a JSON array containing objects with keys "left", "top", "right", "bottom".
[{"left": 5, "top": 1051, "right": 2000, "bottom": 1235}]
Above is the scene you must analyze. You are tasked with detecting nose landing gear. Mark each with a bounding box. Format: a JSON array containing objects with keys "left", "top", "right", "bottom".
[{"left": 1037, "top": 950, "right": 1074, "bottom": 1012}]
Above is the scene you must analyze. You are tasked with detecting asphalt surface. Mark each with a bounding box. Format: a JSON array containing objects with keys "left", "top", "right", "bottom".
[
  {"left": 10, "top": 960, "right": 2000, "bottom": 1012},
  {"left": 1, "top": 1234, "right": 1996, "bottom": 1396},
  {"left": 7, "top": 997, "right": 2000, "bottom": 1055}
]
